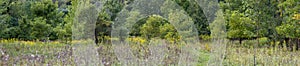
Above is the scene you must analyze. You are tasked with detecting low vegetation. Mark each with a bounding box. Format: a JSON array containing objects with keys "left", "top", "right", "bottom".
[{"left": 1, "top": 39, "right": 300, "bottom": 66}]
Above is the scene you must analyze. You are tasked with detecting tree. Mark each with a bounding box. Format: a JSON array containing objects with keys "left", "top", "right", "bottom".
[
  {"left": 95, "top": 11, "right": 112, "bottom": 43},
  {"left": 0, "top": 0, "right": 11, "bottom": 38},
  {"left": 0, "top": 0, "right": 66, "bottom": 40},
  {"left": 173, "top": 0, "right": 210, "bottom": 36},
  {"left": 30, "top": 0, "right": 64, "bottom": 40},
  {"left": 141, "top": 15, "right": 167, "bottom": 39},
  {"left": 221, "top": 0, "right": 284, "bottom": 44},
  {"left": 139, "top": 15, "right": 179, "bottom": 42},
  {"left": 128, "top": 11, "right": 143, "bottom": 36},
  {"left": 94, "top": 0, "right": 128, "bottom": 44},
  {"left": 56, "top": 0, "right": 80, "bottom": 41},
  {"left": 276, "top": 0, "right": 300, "bottom": 38},
  {"left": 276, "top": 0, "right": 300, "bottom": 49},
  {"left": 226, "top": 11, "right": 256, "bottom": 44},
  {"left": 210, "top": 10, "right": 226, "bottom": 39},
  {"left": 30, "top": 17, "right": 52, "bottom": 40}
]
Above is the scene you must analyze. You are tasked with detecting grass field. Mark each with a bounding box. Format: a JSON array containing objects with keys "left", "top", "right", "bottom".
[{"left": 1, "top": 39, "right": 300, "bottom": 66}]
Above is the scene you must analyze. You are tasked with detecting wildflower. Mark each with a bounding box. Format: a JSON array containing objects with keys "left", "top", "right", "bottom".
[{"left": 27, "top": 41, "right": 35, "bottom": 45}]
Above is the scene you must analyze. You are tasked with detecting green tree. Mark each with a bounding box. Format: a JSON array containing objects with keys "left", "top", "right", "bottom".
[
  {"left": 210, "top": 10, "right": 226, "bottom": 39},
  {"left": 0, "top": 0, "right": 11, "bottom": 38},
  {"left": 30, "top": 17, "right": 52, "bottom": 40},
  {"left": 276, "top": 0, "right": 300, "bottom": 40},
  {"left": 173, "top": 0, "right": 210, "bottom": 35},
  {"left": 56, "top": 0, "right": 80, "bottom": 41},
  {"left": 221, "top": 0, "right": 283, "bottom": 43},
  {"left": 95, "top": 11, "right": 112, "bottom": 43},
  {"left": 140, "top": 15, "right": 168, "bottom": 39},
  {"left": 227, "top": 11, "right": 256, "bottom": 39},
  {"left": 0, "top": 0, "right": 65, "bottom": 40},
  {"left": 30, "top": 0, "right": 64, "bottom": 40},
  {"left": 140, "top": 15, "right": 179, "bottom": 41}
]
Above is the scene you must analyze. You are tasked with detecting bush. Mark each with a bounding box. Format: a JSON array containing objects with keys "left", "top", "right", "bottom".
[{"left": 200, "top": 35, "right": 211, "bottom": 41}]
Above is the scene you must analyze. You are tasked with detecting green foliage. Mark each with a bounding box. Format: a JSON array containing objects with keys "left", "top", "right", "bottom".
[
  {"left": 128, "top": 11, "right": 143, "bottom": 36},
  {"left": 221, "top": 0, "right": 288, "bottom": 41},
  {"left": 258, "top": 37, "right": 269, "bottom": 46},
  {"left": 56, "top": 0, "right": 80, "bottom": 41},
  {"left": 160, "top": 23, "right": 180, "bottom": 42},
  {"left": 95, "top": 11, "right": 112, "bottom": 37},
  {"left": 173, "top": 0, "right": 210, "bottom": 35},
  {"left": 167, "top": 9, "right": 196, "bottom": 42},
  {"left": 140, "top": 15, "right": 179, "bottom": 41},
  {"left": 104, "top": 0, "right": 125, "bottom": 20},
  {"left": 30, "top": 17, "right": 52, "bottom": 40},
  {"left": 0, "top": 0, "right": 211, "bottom": 41},
  {"left": 0, "top": 0, "right": 65, "bottom": 40},
  {"left": 210, "top": 10, "right": 226, "bottom": 39},
  {"left": 199, "top": 35, "right": 211, "bottom": 41},
  {"left": 0, "top": 0, "right": 12, "bottom": 38},
  {"left": 276, "top": 0, "right": 300, "bottom": 38},
  {"left": 140, "top": 15, "right": 165, "bottom": 38},
  {"left": 227, "top": 11, "right": 256, "bottom": 38}
]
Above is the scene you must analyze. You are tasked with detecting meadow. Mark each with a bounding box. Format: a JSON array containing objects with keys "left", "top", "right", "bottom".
[
  {"left": 1, "top": 0, "right": 299, "bottom": 66},
  {"left": 1, "top": 38, "right": 300, "bottom": 66}
]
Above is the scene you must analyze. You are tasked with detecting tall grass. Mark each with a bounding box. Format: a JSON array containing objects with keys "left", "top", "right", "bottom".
[
  {"left": 0, "top": 39, "right": 74, "bottom": 65},
  {"left": 222, "top": 40, "right": 300, "bottom": 66},
  {"left": 1, "top": 39, "right": 300, "bottom": 66}
]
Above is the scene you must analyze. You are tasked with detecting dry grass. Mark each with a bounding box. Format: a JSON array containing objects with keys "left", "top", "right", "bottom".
[{"left": 1, "top": 39, "right": 300, "bottom": 66}]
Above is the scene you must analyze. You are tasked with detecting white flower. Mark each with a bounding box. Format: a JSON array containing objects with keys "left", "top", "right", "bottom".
[{"left": 31, "top": 54, "right": 35, "bottom": 58}]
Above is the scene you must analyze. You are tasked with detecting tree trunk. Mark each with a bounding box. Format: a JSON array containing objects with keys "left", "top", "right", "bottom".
[
  {"left": 239, "top": 39, "right": 242, "bottom": 45},
  {"left": 279, "top": 39, "right": 284, "bottom": 48},
  {"left": 296, "top": 38, "right": 300, "bottom": 50},
  {"left": 95, "top": 30, "right": 99, "bottom": 45}
]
